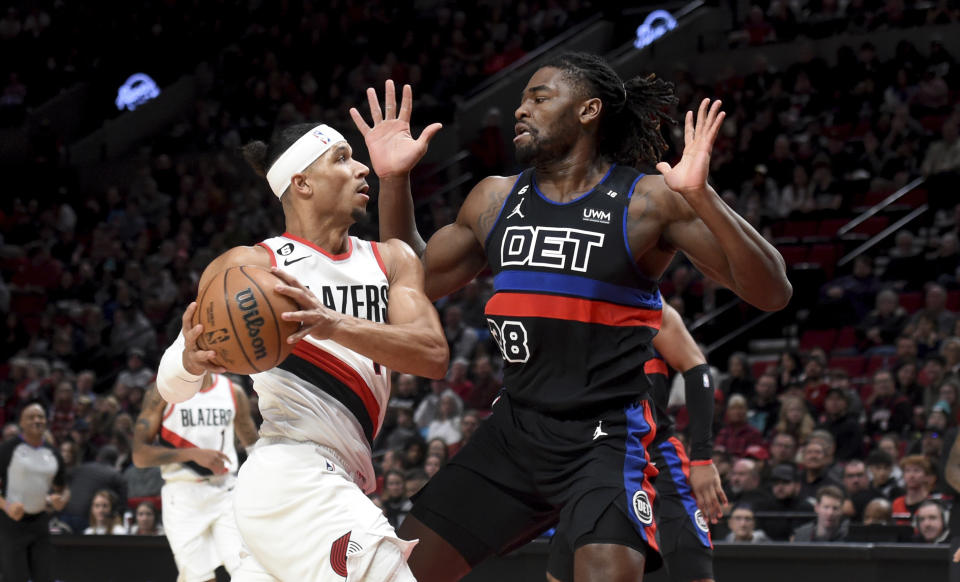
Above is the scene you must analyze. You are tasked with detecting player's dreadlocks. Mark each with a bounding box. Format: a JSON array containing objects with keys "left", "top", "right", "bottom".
[{"left": 543, "top": 52, "right": 678, "bottom": 167}]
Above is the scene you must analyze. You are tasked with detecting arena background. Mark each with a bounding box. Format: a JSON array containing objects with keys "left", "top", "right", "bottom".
[{"left": 1, "top": 0, "right": 959, "bottom": 580}]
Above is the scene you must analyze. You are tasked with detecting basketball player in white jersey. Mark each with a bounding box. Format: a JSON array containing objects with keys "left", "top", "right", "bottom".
[
  {"left": 156, "top": 82, "right": 447, "bottom": 581},
  {"left": 133, "top": 377, "right": 258, "bottom": 582}
]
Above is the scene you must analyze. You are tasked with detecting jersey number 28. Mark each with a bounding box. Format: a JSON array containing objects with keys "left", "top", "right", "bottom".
[{"left": 487, "top": 319, "right": 529, "bottom": 363}]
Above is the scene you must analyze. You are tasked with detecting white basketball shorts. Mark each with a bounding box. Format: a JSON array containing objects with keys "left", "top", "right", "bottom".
[
  {"left": 231, "top": 440, "right": 417, "bottom": 582},
  {"left": 161, "top": 477, "right": 242, "bottom": 582}
]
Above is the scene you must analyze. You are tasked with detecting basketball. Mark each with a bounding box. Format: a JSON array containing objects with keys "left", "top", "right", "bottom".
[{"left": 192, "top": 265, "right": 300, "bottom": 375}]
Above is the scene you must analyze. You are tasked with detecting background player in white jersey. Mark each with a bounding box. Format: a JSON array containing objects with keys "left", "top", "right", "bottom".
[
  {"left": 156, "top": 82, "right": 447, "bottom": 581},
  {"left": 133, "top": 376, "right": 258, "bottom": 582}
]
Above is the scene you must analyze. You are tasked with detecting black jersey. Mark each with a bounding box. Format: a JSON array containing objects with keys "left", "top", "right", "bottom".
[{"left": 483, "top": 164, "right": 662, "bottom": 414}]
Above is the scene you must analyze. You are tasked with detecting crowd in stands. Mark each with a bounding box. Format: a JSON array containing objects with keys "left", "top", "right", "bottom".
[{"left": 2, "top": 0, "right": 960, "bottom": 548}]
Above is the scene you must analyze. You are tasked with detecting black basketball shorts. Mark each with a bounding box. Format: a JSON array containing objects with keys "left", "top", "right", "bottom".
[{"left": 409, "top": 392, "right": 662, "bottom": 571}]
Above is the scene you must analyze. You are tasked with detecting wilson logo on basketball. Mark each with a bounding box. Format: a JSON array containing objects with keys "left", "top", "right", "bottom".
[{"left": 235, "top": 288, "right": 268, "bottom": 360}]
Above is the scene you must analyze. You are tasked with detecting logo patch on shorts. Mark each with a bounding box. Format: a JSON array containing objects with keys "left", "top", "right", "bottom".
[
  {"left": 632, "top": 490, "right": 653, "bottom": 525},
  {"left": 694, "top": 509, "right": 710, "bottom": 533},
  {"left": 330, "top": 531, "right": 363, "bottom": 577}
]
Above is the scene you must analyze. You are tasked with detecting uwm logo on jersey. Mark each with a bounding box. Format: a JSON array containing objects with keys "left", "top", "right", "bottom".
[
  {"left": 317, "top": 284, "right": 389, "bottom": 323},
  {"left": 500, "top": 226, "right": 605, "bottom": 273}
]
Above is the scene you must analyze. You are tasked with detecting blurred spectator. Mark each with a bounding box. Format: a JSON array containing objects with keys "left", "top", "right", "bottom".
[
  {"left": 722, "top": 352, "right": 755, "bottom": 399},
  {"left": 748, "top": 373, "right": 780, "bottom": 435},
  {"left": 404, "top": 468, "right": 429, "bottom": 498},
  {"left": 724, "top": 504, "right": 770, "bottom": 542},
  {"left": 799, "top": 440, "right": 841, "bottom": 503},
  {"left": 715, "top": 395, "right": 765, "bottom": 457},
  {"left": 48, "top": 380, "right": 77, "bottom": 445},
  {"left": 892, "top": 454, "right": 935, "bottom": 524},
  {"left": 727, "top": 458, "right": 774, "bottom": 508},
  {"left": 842, "top": 459, "right": 882, "bottom": 521},
  {"left": 883, "top": 231, "right": 926, "bottom": 289},
  {"left": 858, "top": 289, "right": 908, "bottom": 350},
  {"left": 465, "top": 356, "right": 501, "bottom": 411},
  {"left": 380, "top": 403, "right": 420, "bottom": 453},
  {"left": 113, "top": 348, "right": 153, "bottom": 403},
  {"left": 769, "top": 432, "right": 799, "bottom": 467},
  {"left": 775, "top": 351, "right": 801, "bottom": 392},
  {"left": 913, "top": 499, "right": 950, "bottom": 543},
  {"left": 381, "top": 470, "right": 411, "bottom": 530},
  {"left": 443, "top": 305, "right": 478, "bottom": 362},
  {"left": 910, "top": 283, "right": 957, "bottom": 336},
  {"left": 866, "top": 369, "right": 912, "bottom": 435},
  {"left": 802, "top": 354, "right": 830, "bottom": 413},
  {"left": 60, "top": 444, "right": 126, "bottom": 533},
  {"left": 414, "top": 378, "right": 450, "bottom": 430},
  {"left": 817, "top": 388, "right": 863, "bottom": 461},
  {"left": 817, "top": 255, "right": 881, "bottom": 325},
  {"left": 446, "top": 358, "right": 474, "bottom": 403},
  {"left": 425, "top": 389, "right": 463, "bottom": 446},
  {"left": 758, "top": 463, "right": 814, "bottom": 541},
  {"left": 82, "top": 489, "right": 126, "bottom": 535},
  {"left": 863, "top": 498, "right": 894, "bottom": 525},
  {"left": 128, "top": 500, "right": 163, "bottom": 535},
  {"left": 424, "top": 453, "right": 444, "bottom": 479},
  {"left": 791, "top": 485, "right": 849, "bottom": 542},
  {"left": 774, "top": 395, "right": 816, "bottom": 445}
]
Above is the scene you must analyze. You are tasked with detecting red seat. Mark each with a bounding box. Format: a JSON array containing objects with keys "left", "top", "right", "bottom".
[
  {"left": 947, "top": 290, "right": 960, "bottom": 311},
  {"left": 801, "top": 329, "right": 837, "bottom": 352},
  {"left": 750, "top": 358, "right": 778, "bottom": 379},
  {"left": 852, "top": 216, "right": 890, "bottom": 236},
  {"left": 780, "top": 245, "right": 808, "bottom": 265},
  {"left": 863, "top": 190, "right": 893, "bottom": 207},
  {"left": 818, "top": 219, "right": 847, "bottom": 238},
  {"left": 833, "top": 326, "right": 857, "bottom": 350},
  {"left": 829, "top": 355, "right": 867, "bottom": 378},
  {"left": 783, "top": 221, "right": 819, "bottom": 239},
  {"left": 900, "top": 188, "right": 928, "bottom": 207},
  {"left": 807, "top": 244, "right": 839, "bottom": 278},
  {"left": 899, "top": 291, "right": 924, "bottom": 313}
]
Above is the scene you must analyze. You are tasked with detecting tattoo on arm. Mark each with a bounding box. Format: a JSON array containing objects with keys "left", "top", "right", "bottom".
[{"left": 476, "top": 189, "right": 507, "bottom": 239}]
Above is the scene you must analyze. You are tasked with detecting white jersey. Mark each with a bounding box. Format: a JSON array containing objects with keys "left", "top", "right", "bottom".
[
  {"left": 253, "top": 233, "right": 391, "bottom": 492},
  {"left": 160, "top": 374, "right": 239, "bottom": 483}
]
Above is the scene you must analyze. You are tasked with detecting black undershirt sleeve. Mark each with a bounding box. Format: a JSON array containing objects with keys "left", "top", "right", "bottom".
[{"left": 683, "top": 364, "right": 715, "bottom": 461}]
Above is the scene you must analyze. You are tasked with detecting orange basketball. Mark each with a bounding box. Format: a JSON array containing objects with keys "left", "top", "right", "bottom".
[{"left": 193, "top": 265, "right": 300, "bottom": 375}]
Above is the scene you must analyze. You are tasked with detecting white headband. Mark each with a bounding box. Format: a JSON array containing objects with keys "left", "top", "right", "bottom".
[{"left": 265, "top": 124, "right": 346, "bottom": 199}]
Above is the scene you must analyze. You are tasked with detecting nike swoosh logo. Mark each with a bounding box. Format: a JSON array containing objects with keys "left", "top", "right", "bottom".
[{"left": 283, "top": 256, "right": 308, "bottom": 266}]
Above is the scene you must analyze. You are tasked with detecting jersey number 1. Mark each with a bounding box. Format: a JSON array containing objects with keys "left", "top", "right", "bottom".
[{"left": 487, "top": 319, "right": 529, "bottom": 363}]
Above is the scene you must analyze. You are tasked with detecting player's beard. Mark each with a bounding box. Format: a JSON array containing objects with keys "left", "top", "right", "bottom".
[{"left": 515, "top": 130, "right": 569, "bottom": 166}]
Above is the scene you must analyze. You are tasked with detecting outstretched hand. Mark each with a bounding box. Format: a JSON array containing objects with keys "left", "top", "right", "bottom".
[
  {"left": 350, "top": 80, "right": 442, "bottom": 179},
  {"left": 655, "top": 98, "right": 725, "bottom": 199}
]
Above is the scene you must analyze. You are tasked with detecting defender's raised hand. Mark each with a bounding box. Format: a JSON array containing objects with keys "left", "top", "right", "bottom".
[
  {"left": 655, "top": 98, "right": 725, "bottom": 199},
  {"left": 349, "top": 80, "right": 442, "bottom": 179}
]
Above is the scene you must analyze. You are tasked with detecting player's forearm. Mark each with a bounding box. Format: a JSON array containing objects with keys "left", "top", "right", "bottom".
[
  {"left": 329, "top": 317, "right": 449, "bottom": 379},
  {"left": 157, "top": 333, "right": 205, "bottom": 403},
  {"left": 378, "top": 175, "right": 426, "bottom": 256},
  {"left": 687, "top": 188, "right": 792, "bottom": 311},
  {"left": 683, "top": 364, "right": 716, "bottom": 461},
  {"left": 132, "top": 443, "right": 195, "bottom": 468}
]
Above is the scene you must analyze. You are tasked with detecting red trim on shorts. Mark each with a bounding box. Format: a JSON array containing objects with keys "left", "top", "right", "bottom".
[
  {"left": 292, "top": 342, "right": 381, "bottom": 435},
  {"left": 282, "top": 232, "right": 353, "bottom": 261},
  {"left": 256, "top": 242, "right": 278, "bottom": 268},
  {"left": 371, "top": 241, "right": 388, "bottom": 278},
  {"left": 640, "top": 401, "right": 660, "bottom": 551},
  {"left": 644, "top": 358, "right": 668, "bottom": 376},
  {"left": 668, "top": 436, "right": 692, "bottom": 481},
  {"left": 160, "top": 427, "right": 199, "bottom": 449}
]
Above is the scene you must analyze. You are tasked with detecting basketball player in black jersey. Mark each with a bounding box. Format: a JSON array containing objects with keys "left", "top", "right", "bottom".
[
  {"left": 364, "top": 52, "right": 791, "bottom": 581},
  {"left": 548, "top": 304, "right": 723, "bottom": 582}
]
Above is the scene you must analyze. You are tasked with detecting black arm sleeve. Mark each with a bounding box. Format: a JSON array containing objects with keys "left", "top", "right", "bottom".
[{"left": 683, "top": 364, "right": 715, "bottom": 461}]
